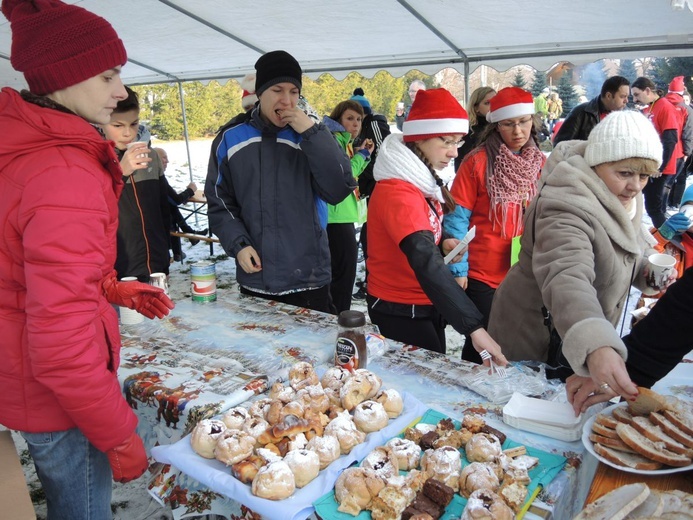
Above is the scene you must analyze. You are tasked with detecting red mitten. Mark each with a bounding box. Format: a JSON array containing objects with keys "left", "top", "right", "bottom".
[
  {"left": 102, "top": 271, "right": 174, "bottom": 319},
  {"left": 106, "top": 432, "right": 148, "bottom": 483}
]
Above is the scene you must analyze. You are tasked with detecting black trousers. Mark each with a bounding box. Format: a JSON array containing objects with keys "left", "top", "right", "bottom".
[
  {"left": 240, "top": 285, "right": 336, "bottom": 315},
  {"left": 327, "top": 223, "right": 358, "bottom": 313},
  {"left": 461, "top": 278, "right": 496, "bottom": 364},
  {"left": 668, "top": 158, "right": 690, "bottom": 208},
  {"left": 643, "top": 174, "right": 676, "bottom": 229},
  {"left": 367, "top": 296, "right": 446, "bottom": 354}
]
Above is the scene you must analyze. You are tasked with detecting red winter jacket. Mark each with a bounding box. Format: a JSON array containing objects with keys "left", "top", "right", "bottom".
[{"left": 0, "top": 88, "right": 138, "bottom": 451}]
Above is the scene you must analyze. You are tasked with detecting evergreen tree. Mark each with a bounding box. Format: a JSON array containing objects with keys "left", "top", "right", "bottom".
[
  {"left": 512, "top": 70, "right": 527, "bottom": 89},
  {"left": 530, "top": 69, "right": 548, "bottom": 97},
  {"left": 651, "top": 57, "right": 693, "bottom": 94},
  {"left": 618, "top": 59, "right": 638, "bottom": 84},
  {"left": 556, "top": 70, "right": 578, "bottom": 115}
]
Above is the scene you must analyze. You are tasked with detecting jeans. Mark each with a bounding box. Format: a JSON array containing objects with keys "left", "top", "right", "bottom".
[{"left": 21, "top": 428, "right": 112, "bottom": 520}]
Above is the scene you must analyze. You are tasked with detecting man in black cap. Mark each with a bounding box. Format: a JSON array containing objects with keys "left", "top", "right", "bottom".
[{"left": 206, "top": 50, "right": 354, "bottom": 313}]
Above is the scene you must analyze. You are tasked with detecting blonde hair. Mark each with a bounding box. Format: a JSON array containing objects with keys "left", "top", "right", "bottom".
[
  {"left": 597, "top": 157, "right": 659, "bottom": 175},
  {"left": 467, "top": 87, "right": 496, "bottom": 127}
]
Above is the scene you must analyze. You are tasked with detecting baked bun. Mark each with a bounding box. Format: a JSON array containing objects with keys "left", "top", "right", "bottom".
[
  {"left": 214, "top": 429, "right": 256, "bottom": 466},
  {"left": 248, "top": 397, "right": 272, "bottom": 419},
  {"left": 360, "top": 446, "right": 399, "bottom": 479},
  {"left": 354, "top": 369, "right": 382, "bottom": 399},
  {"left": 289, "top": 361, "right": 319, "bottom": 391},
  {"left": 268, "top": 382, "right": 296, "bottom": 403},
  {"left": 385, "top": 437, "right": 422, "bottom": 470},
  {"left": 190, "top": 419, "right": 226, "bottom": 459},
  {"left": 461, "top": 489, "right": 514, "bottom": 520},
  {"left": 421, "top": 446, "right": 462, "bottom": 492},
  {"left": 283, "top": 448, "right": 320, "bottom": 488},
  {"left": 242, "top": 416, "right": 269, "bottom": 439},
  {"left": 306, "top": 433, "right": 341, "bottom": 469},
  {"left": 462, "top": 414, "right": 486, "bottom": 434},
  {"left": 465, "top": 433, "right": 502, "bottom": 463},
  {"left": 334, "top": 467, "right": 385, "bottom": 516},
  {"left": 296, "top": 383, "right": 330, "bottom": 415},
  {"left": 459, "top": 461, "right": 500, "bottom": 498},
  {"left": 324, "top": 410, "right": 366, "bottom": 454},
  {"left": 231, "top": 454, "right": 266, "bottom": 484},
  {"left": 321, "top": 366, "right": 351, "bottom": 392},
  {"left": 375, "top": 388, "right": 404, "bottom": 418},
  {"left": 353, "top": 400, "right": 389, "bottom": 433},
  {"left": 340, "top": 373, "right": 374, "bottom": 411},
  {"left": 221, "top": 407, "right": 249, "bottom": 430},
  {"left": 251, "top": 460, "right": 296, "bottom": 500}
]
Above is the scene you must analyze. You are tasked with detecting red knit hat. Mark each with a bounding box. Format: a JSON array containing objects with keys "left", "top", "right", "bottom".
[
  {"left": 668, "top": 76, "right": 685, "bottom": 95},
  {"left": 1, "top": 0, "right": 127, "bottom": 95},
  {"left": 486, "top": 87, "right": 534, "bottom": 123},
  {"left": 403, "top": 88, "right": 469, "bottom": 143},
  {"left": 240, "top": 73, "right": 258, "bottom": 111}
]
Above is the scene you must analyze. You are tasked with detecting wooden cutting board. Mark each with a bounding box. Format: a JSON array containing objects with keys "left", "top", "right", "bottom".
[{"left": 584, "top": 462, "right": 693, "bottom": 505}]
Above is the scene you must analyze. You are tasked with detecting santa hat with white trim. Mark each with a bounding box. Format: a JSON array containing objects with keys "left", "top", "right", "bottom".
[
  {"left": 403, "top": 88, "right": 468, "bottom": 143},
  {"left": 240, "top": 73, "right": 258, "bottom": 111},
  {"left": 486, "top": 86, "right": 535, "bottom": 123},
  {"left": 668, "top": 76, "right": 685, "bottom": 95}
]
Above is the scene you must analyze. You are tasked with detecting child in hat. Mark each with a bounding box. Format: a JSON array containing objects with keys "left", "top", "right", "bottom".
[
  {"left": 365, "top": 88, "right": 506, "bottom": 364},
  {"left": 445, "top": 86, "right": 544, "bottom": 363},
  {"left": 0, "top": 0, "right": 173, "bottom": 516}
]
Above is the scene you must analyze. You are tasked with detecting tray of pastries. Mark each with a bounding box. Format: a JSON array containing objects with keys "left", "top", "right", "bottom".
[{"left": 314, "top": 408, "right": 567, "bottom": 520}]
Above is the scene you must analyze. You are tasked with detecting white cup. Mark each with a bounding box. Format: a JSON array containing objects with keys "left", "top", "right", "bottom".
[
  {"left": 125, "top": 140, "right": 148, "bottom": 157},
  {"left": 150, "top": 272, "right": 169, "bottom": 296},
  {"left": 119, "top": 277, "right": 144, "bottom": 324},
  {"left": 645, "top": 253, "right": 676, "bottom": 291}
]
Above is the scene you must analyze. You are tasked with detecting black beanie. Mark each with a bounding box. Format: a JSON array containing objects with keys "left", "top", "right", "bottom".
[{"left": 254, "top": 50, "right": 302, "bottom": 96}]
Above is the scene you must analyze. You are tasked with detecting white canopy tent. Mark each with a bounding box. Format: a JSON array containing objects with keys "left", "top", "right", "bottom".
[{"left": 2, "top": 0, "right": 691, "bottom": 180}]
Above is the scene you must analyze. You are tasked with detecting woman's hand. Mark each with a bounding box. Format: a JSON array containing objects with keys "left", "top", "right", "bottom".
[
  {"left": 120, "top": 143, "right": 151, "bottom": 176},
  {"left": 455, "top": 276, "right": 468, "bottom": 290},
  {"left": 357, "top": 138, "right": 375, "bottom": 155},
  {"left": 566, "top": 346, "right": 638, "bottom": 415},
  {"left": 237, "top": 246, "right": 262, "bottom": 274},
  {"left": 441, "top": 238, "right": 467, "bottom": 264},
  {"left": 469, "top": 328, "right": 508, "bottom": 367}
]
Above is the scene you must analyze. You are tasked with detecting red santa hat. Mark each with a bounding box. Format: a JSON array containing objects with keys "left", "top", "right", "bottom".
[
  {"left": 668, "top": 76, "right": 685, "bottom": 95},
  {"left": 240, "top": 73, "right": 258, "bottom": 111},
  {"left": 403, "top": 88, "right": 469, "bottom": 142},
  {"left": 486, "top": 87, "right": 535, "bottom": 123}
]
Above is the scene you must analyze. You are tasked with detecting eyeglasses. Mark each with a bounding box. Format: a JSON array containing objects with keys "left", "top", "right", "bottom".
[
  {"left": 438, "top": 137, "right": 464, "bottom": 149},
  {"left": 497, "top": 117, "right": 533, "bottom": 130}
]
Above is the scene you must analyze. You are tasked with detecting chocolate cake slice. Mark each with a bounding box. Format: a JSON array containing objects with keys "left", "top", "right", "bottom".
[{"left": 422, "top": 478, "right": 454, "bottom": 508}]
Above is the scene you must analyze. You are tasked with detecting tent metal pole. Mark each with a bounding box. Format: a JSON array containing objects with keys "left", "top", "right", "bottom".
[
  {"left": 464, "top": 60, "right": 470, "bottom": 105},
  {"left": 177, "top": 81, "right": 195, "bottom": 185}
]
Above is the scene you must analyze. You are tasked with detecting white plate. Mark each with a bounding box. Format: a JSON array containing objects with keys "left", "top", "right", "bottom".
[{"left": 581, "top": 402, "right": 693, "bottom": 475}]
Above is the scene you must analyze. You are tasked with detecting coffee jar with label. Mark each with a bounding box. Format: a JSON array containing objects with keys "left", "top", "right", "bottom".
[{"left": 334, "top": 310, "right": 367, "bottom": 370}]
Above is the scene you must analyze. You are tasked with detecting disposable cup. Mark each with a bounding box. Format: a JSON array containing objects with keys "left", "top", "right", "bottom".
[
  {"left": 150, "top": 272, "right": 169, "bottom": 295},
  {"left": 119, "top": 277, "right": 144, "bottom": 324},
  {"left": 126, "top": 140, "right": 148, "bottom": 159},
  {"left": 645, "top": 253, "right": 676, "bottom": 291}
]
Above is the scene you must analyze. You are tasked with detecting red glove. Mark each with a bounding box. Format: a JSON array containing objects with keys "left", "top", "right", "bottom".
[
  {"left": 102, "top": 271, "right": 174, "bottom": 319},
  {"left": 106, "top": 432, "right": 148, "bottom": 483}
]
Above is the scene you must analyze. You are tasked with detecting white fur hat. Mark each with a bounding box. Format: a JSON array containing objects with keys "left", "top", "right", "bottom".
[
  {"left": 584, "top": 110, "right": 663, "bottom": 168},
  {"left": 240, "top": 73, "right": 258, "bottom": 111}
]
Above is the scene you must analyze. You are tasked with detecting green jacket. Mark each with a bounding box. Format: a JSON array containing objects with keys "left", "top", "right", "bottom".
[
  {"left": 328, "top": 129, "right": 369, "bottom": 224},
  {"left": 534, "top": 95, "right": 548, "bottom": 117}
]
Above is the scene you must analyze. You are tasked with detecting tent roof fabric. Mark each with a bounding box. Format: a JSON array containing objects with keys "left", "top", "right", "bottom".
[{"left": 1, "top": 0, "right": 692, "bottom": 89}]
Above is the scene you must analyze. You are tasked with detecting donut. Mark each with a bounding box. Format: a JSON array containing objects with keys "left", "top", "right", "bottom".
[
  {"left": 324, "top": 410, "right": 366, "bottom": 454},
  {"left": 385, "top": 437, "right": 422, "bottom": 470},
  {"left": 283, "top": 448, "right": 320, "bottom": 488},
  {"left": 321, "top": 366, "right": 351, "bottom": 392},
  {"left": 251, "top": 460, "right": 296, "bottom": 500},
  {"left": 305, "top": 433, "right": 341, "bottom": 469},
  {"left": 353, "top": 400, "right": 389, "bottom": 433},
  {"left": 214, "top": 429, "right": 256, "bottom": 466},
  {"left": 459, "top": 462, "right": 500, "bottom": 498},
  {"left": 190, "top": 419, "right": 226, "bottom": 459},
  {"left": 221, "top": 407, "right": 249, "bottom": 430},
  {"left": 421, "top": 446, "right": 462, "bottom": 492},
  {"left": 288, "top": 361, "right": 319, "bottom": 391},
  {"left": 375, "top": 388, "right": 404, "bottom": 418},
  {"left": 465, "top": 433, "right": 502, "bottom": 463}
]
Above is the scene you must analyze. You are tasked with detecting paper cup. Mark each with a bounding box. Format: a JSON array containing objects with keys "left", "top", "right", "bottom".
[
  {"left": 150, "top": 272, "right": 169, "bottom": 296},
  {"left": 646, "top": 253, "right": 676, "bottom": 291},
  {"left": 119, "top": 277, "right": 144, "bottom": 324}
]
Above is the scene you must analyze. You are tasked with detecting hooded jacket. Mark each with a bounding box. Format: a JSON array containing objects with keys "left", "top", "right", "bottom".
[
  {"left": 206, "top": 107, "right": 354, "bottom": 294},
  {"left": 488, "top": 140, "right": 653, "bottom": 376},
  {"left": 0, "top": 88, "right": 137, "bottom": 451}
]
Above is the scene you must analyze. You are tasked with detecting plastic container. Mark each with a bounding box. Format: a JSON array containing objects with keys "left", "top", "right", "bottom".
[
  {"left": 334, "top": 310, "right": 367, "bottom": 370},
  {"left": 502, "top": 392, "right": 587, "bottom": 442}
]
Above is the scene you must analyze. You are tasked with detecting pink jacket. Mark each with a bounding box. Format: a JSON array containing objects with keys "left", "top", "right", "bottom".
[{"left": 0, "top": 88, "right": 137, "bottom": 451}]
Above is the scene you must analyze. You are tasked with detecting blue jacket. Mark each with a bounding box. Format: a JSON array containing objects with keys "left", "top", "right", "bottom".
[{"left": 206, "top": 108, "right": 354, "bottom": 294}]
